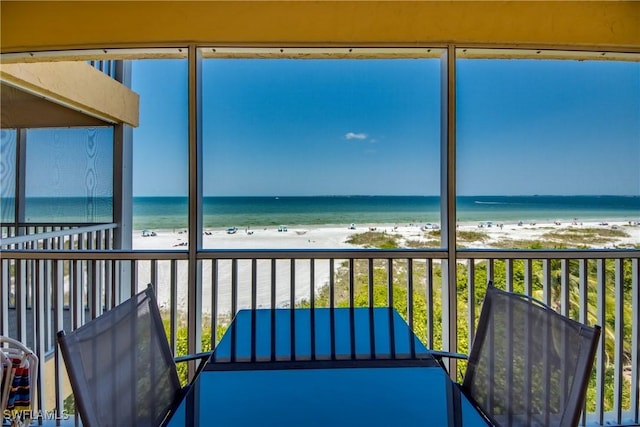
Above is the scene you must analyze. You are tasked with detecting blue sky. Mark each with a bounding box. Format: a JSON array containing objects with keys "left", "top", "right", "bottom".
[{"left": 124, "top": 56, "right": 636, "bottom": 197}]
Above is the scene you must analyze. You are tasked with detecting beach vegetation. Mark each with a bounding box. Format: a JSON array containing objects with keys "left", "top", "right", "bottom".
[
  {"left": 456, "top": 230, "right": 489, "bottom": 243},
  {"left": 405, "top": 238, "right": 440, "bottom": 248},
  {"left": 345, "top": 231, "right": 400, "bottom": 249},
  {"left": 542, "top": 227, "right": 630, "bottom": 246},
  {"left": 425, "top": 230, "right": 441, "bottom": 238},
  {"left": 165, "top": 318, "right": 228, "bottom": 385},
  {"left": 489, "top": 239, "right": 567, "bottom": 250}
]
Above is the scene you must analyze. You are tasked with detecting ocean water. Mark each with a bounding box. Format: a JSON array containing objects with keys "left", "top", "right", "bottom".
[
  {"left": 133, "top": 195, "right": 640, "bottom": 229},
  {"left": 3, "top": 195, "right": 638, "bottom": 230}
]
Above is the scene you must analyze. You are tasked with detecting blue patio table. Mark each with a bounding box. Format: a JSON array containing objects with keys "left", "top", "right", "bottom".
[{"left": 165, "top": 308, "right": 491, "bottom": 427}]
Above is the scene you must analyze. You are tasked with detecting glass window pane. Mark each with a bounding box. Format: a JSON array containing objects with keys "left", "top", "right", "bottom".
[
  {"left": 131, "top": 59, "right": 188, "bottom": 248},
  {"left": 0, "top": 129, "right": 17, "bottom": 223},
  {"left": 456, "top": 58, "right": 640, "bottom": 249},
  {"left": 25, "top": 127, "right": 113, "bottom": 223},
  {"left": 202, "top": 58, "right": 441, "bottom": 249}
]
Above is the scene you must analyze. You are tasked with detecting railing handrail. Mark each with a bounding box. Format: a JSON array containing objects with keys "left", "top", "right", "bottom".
[
  {"left": 1, "top": 247, "right": 637, "bottom": 260},
  {"left": 457, "top": 248, "right": 639, "bottom": 259},
  {"left": 0, "top": 223, "right": 117, "bottom": 246}
]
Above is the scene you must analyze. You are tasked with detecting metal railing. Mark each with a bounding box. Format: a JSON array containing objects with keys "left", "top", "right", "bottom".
[
  {"left": 0, "top": 228, "right": 638, "bottom": 425},
  {"left": 1, "top": 223, "right": 116, "bottom": 250}
]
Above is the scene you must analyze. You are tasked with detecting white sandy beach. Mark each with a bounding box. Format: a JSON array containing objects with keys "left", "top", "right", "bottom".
[
  {"left": 134, "top": 220, "right": 640, "bottom": 251},
  {"left": 133, "top": 220, "right": 639, "bottom": 316}
]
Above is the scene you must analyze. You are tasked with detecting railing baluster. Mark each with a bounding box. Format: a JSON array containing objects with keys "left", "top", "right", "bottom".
[
  {"left": 632, "top": 257, "right": 639, "bottom": 425},
  {"left": 329, "top": 258, "right": 336, "bottom": 361},
  {"left": 251, "top": 258, "right": 257, "bottom": 363},
  {"left": 524, "top": 258, "right": 532, "bottom": 296},
  {"left": 387, "top": 258, "right": 395, "bottom": 359},
  {"left": 109, "top": 259, "right": 118, "bottom": 309},
  {"left": 561, "top": 259, "right": 569, "bottom": 316},
  {"left": 595, "top": 258, "right": 606, "bottom": 425},
  {"left": 170, "top": 260, "right": 178, "bottom": 354},
  {"left": 290, "top": 259, "right": 296, "bottom": 361},
  {"left": 130, "top": 259, "right": 138, "bottom": 298},
  {"left": 52, "top": 259, "right": 65, "bottom": 421},
  {"left": 467, "top": 259, "right": 475, "bottom": 346},
  {"left": 16, "top": 258, "right": 27, "bottom": 341},
  {"left": 578, "top": 258, "right": 589, "bottom": 426},
  {"left": 212, "top": 259, "right": 219, "bottom": 349},
  {"left": 407, "top": 258, "right": 415, "bottom": 358},
  {"left": 310, "top": 259, "right": 316, "bottom": 361},
  {"left": 613, "top": 258, "right": 624, "bottom": 424},
  {"left": 426, "top": 258, "right": 434, "bottom": 349},
  {"left": 505, "top": 258, "right": 513, "bottom": 292},
  {"left": 270, "top": 259, "right": 276, "bottom": 362},
  {"left": 487, "top": 258, "right": 494, "bottom": 284},
  {"left": 34, "top": 259, "right": 46, "bottom": 413},
  {"left": 387, "top": 258, "right": 393, "bottom": 308},
  {"left": 560, "top": 258, "right": 570, "bottom": 415},
  {"left": 151, "top": 259, "right": 158, "bottom": 288},
  {"left": 542, "top": 258, "right": 551, "bottom": 305},
  {"left": 0, "top": 258, "right": 8, "bottom": 336},
  {"left": 348, "top": 258, "right": 355, "bottom": 359},
  {"left": 71, "top": 259, "right": 82, "bottom": 330},
  {"left": 90, "top": 259, "right": 99, "bottom": 319},
  {"left": 368, "top": 258, "right": 375, "bottom": 358},
  {"left": 230, "top": 258, "right": 237, "bottom": 360}
]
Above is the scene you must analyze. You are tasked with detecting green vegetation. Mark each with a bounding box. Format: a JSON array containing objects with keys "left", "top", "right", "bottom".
[
  {"left": 345, "top": 231, "right": 400, "bottom": 248},
  {"left": 405, "top": 238, "right": 440, "bottom": 248},
  {"left": 490, "top": 239, "right": 569, "bottom": 250},
  {"left": 456, "top": 230, "right": 489, "bottom": 244},
  {"left": 167, "top": 319, "right": 228, "bottom": 385},
  {"left": 542, "top": 227, "right": 630, "bottom": 246}
]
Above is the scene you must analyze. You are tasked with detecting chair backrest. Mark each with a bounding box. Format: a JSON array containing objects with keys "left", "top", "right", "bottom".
[
  {"left": 462, "top": 284, "right": 601, "bottom": 427},
  {"left": 57, "top": 285, "right": 182, "bottom": 427}
]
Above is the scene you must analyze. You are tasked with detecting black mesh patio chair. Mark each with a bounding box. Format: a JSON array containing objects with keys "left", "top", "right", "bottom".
[
  {"left": 57, "top": 284, "right": 211, "bottom": 427},
  {"left": 433, "top": 282, "right": 601, "bottom": 427}
]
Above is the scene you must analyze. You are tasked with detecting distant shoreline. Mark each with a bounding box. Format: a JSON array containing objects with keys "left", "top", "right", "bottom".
[{"left": 134, "top": 219, "right": 640, "bottom": 251}]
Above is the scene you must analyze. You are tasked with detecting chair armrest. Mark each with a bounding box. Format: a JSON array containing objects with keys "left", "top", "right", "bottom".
[
  {"left": 174, "top": 351, "right": 212, "bottom": 364},
  {"left": 429, "top": 350, "right": 468, "bottom": 377},
  {"left": 429, "top": 350, "right": 468, "bottom": 361}
]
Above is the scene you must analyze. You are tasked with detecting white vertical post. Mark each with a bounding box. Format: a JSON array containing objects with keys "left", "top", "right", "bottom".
[
  {"left": 440, "top": 45, "right": 458, "bottom": 377},
  {"left": 114, "top": 60, "right": 133, "bottom": 299},
  {"left": 187, "top": 45, "right": 203, "bottom": 379}
]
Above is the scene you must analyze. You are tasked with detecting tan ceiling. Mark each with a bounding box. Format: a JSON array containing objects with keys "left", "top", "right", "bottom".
[
  {"left": 1, "top": 1, "right": 639, "bottom": 54},
  {"left": 1, "top": 82, "right": 109, "bottom": 128},
  {"left": 0, "top": 61, "right": 139, "bottom": 129}
]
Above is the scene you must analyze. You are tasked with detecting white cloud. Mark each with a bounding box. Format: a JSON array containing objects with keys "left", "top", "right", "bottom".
[{"left": 345, "top": 132, "right": 367, "bottom": 140}]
